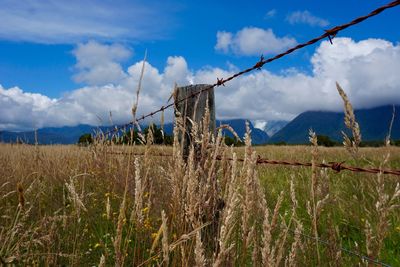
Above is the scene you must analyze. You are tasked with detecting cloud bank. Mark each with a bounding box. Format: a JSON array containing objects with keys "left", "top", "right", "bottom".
[{"left": 1, "top": 38, "right": 400, "bottom": 131}]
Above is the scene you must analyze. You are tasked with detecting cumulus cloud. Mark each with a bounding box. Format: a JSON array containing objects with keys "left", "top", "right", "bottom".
[
  {"left": 1, "top": 38, "right": 400, "bottom": 131},
  {"left": 0, "top": 85, "right": 56, "bottom": 130},
  {"left": 0, "top": 0, "right": 176, "bottom": 43},
  {"left": 215, "top": 27, "right": 297, "bottom": 56},
  {"left": 286, "top": 10, "right": 329, "bottom": 27},
  {"left": 73, "top": 41, "right": 132, "bottom": 85}
]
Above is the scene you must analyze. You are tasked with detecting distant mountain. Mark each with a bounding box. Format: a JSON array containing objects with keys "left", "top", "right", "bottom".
[
  {"left": 217, "top": 119, "right": 269, "bottom": 144},
  {"left": 269, "top": 105, "right": 400, "bottom": 144},
  {"left": 0, "top": 119, "right": 270, "bottom": 145},
  {"left": 161, "top": 119, "right": 269, "bottom": 144},
  {"left": 262, "top": 120, "right": 288, "bottom": 137},
  {"left": 0, "top": 124, "right": 105, "bottom": 145}
]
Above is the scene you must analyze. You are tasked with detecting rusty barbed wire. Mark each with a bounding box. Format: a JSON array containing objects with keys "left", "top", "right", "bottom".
[
  {"left": 106, "top": 151, "right": 400, "bottom": 176},
  {"left": 102, "top": 0, "right": 400, "bottom": 136}
]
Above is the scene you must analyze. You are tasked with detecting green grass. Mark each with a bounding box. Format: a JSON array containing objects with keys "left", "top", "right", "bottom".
[{"left": 0, "top": 143, "right": 399, "bottom": 266}]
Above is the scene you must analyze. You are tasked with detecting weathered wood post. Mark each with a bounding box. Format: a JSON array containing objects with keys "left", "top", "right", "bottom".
[
  {"left": 174, "top": 84, "right": 216, "bottom": 159},
  {"left": 175, "top": 84, "right": 220, "bottom": 254}
]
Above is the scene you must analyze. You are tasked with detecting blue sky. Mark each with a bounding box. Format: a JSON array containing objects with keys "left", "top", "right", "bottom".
[{"left": 0, "top": 0, "right": 399, "bottom": 131}]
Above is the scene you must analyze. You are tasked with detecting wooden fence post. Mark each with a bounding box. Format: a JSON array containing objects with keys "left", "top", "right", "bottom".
[{"left": 174, "top": 84, "right": 216, "bottom": 159}]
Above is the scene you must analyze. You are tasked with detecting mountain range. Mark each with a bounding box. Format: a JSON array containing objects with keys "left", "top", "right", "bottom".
[
  {"left": 269, "top": 105, "right": 400, "bottom": 144},
  {"left": 0, "top": 119, "right": 270, "bottom": 145},
  {"left": 1, "top": 105, "right": 398, "bottom": 145}
]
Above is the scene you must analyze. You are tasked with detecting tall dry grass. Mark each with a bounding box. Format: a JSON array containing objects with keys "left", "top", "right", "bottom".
[{"left": 0, "top": 84, "right": 399, "bottom": 266}]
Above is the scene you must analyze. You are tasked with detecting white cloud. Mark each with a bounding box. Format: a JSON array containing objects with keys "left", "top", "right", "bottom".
[
  {"left": 0, "top": 0, "right": 176, "bottom": 43},
  {"left": 163, "top": 56, "right": 194, "bottom": 86},
  {"left": 0, "top": 85, "right": 56, "bottom": 130},
  {"left": 264, "top": 9, "right": 277, "bottom": 19},
  {"left": 215, "top": 27, "right": 297, "bottom": 56},
  {"left": 286, "top": 10, "right": 329, "bottom": 27},
  {"left": 215, "top": 32, "right": 233, "bottom": 54},
  {"left": 1, "top": 38, "right": 400, "bottom": 131},
  {"left": 73, "top": 41, "right": 132, "bottom": 86},
  {"left": 253, "top": 120, "right": 267, "bottom": 130}
]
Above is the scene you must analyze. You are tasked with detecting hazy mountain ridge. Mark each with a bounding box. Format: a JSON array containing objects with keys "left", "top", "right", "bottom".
[
  {"left": 269, "top": 105, "right": 400, "bottom": 144},
  {"left": 0, "top": 119, "right": 270, "bottom": 145},
  {"left": 2, "top": 105, "right": 398, "bottom": 145}
]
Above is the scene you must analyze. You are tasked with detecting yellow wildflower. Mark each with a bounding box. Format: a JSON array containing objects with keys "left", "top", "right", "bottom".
[
  {"left": 151, "top": 232, "right": 158, "bottom": 239},
  {"left": 144, "top": 218, "right": 151, "bottom": 229},
  {"left": 142, "top": 207, "right": 149, "bottom": 214}
]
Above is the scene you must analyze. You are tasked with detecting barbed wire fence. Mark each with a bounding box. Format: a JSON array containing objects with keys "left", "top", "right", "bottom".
[{"left": 96, "top": 2, "right": 400, "bottom": 265}]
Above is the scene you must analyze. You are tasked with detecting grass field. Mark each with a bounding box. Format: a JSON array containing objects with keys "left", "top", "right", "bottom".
[{"left": 1, "top": 126, "right": 399, "bottom": 266}]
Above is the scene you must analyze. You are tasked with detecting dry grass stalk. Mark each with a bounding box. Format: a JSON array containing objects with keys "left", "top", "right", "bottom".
[
  {"left": 286, "top": 219, "right": 303, "bottom": 267},
  {"left": 261, "top": 203, "right": 272, "bottom": 266},
  {"left": 215, "top": 153, "right": 241, "bottom": 265},
  {"left": 161, "top": 210, "right": 169, "bottom": 266},
  {"left": 309, "top": 129, "right": 321, "bottom": 265},
  {"left": 131, "top": 49, "right": 147, "bottom": 121},
  {"left": 216, "top": 124, "right": 242, "bottom": 143},
  {"left": 365, "top": 162, "right": 400, "bottom": 260},
  {"left": 98, "top": 254, "right": 106, "bottom": 267},
  {"left": 336, "top": 82, "right": 361, "bottom": 157},
  {"left": 273, "top": 176, "right": 299, "bottom": 266},
  {"left": 133, "top": 157, "right": 144, "bottom": 224},
  {"left": 106, "top": 195, "right": 111, "bottom": 220},
  {"left": 385, "top": 105, "right": 395, "bottom": 146},
  {"left": 113, "top": 156, "right": 130, "bottom": 267},
  {"left": 64, "top": 177, "right": 87, "bottom": 217},
  {"left": 241, "top": 122, "right": 254, "bottom": 252},
  {"left": 16, "top": 182, "right": 25, "bottom": 209},
  {"left": 285, "top": 176, "right": 302, "bottom": 266},
  {"left": 194, "top": 231, "right": 206, "bottom": 267},
  {"left": 270, "top": 191, "right": 284, "bottom": 232},
  {"left": 261, "top": 189, "right": 291, "bottom": 267}
]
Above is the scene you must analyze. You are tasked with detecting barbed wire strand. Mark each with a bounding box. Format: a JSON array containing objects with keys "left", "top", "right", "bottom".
[
  {"left": 103, "top": 0, "right": 400, "bottom": 136},
  {"left": 105, "top": 151, "right": 400, "bottom": 176}
]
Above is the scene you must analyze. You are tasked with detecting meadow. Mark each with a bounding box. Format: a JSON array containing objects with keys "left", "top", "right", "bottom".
[{"left": 1, "top": 123, "right": 399, "bottom": 266}]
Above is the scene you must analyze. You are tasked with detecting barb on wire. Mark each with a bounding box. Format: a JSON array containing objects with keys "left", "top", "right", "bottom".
[
  {"left": 102, "top": 0, "right": 400, "bottom": 137},
  {"left": 216, "top": 78, "right": 225, "bottom": 87},
  {"left": 107, "top": 151, "right": 400, "bottom": 176},
  {"left": 324, "top": 29, "right": 338, "bottom": 44},
  {"left": 254, "top": 55, "right": 265, "bottom": 70}
]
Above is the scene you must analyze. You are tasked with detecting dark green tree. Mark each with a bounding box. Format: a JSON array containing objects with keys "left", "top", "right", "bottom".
[
  {"left": 110, "top": 125, "right": 173, "bottom": 146},
  {"left": 78, "top": 133, "right": 93, "bottom": 145},
  {"left": 223, "top": 136, "right": 244, "bottom": 146},
  {"left": 144, "top": 124, "right": 173, "bottom": 145},
  {"left": 317, "top": 135, "right": 336, "bottom": 147}
]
